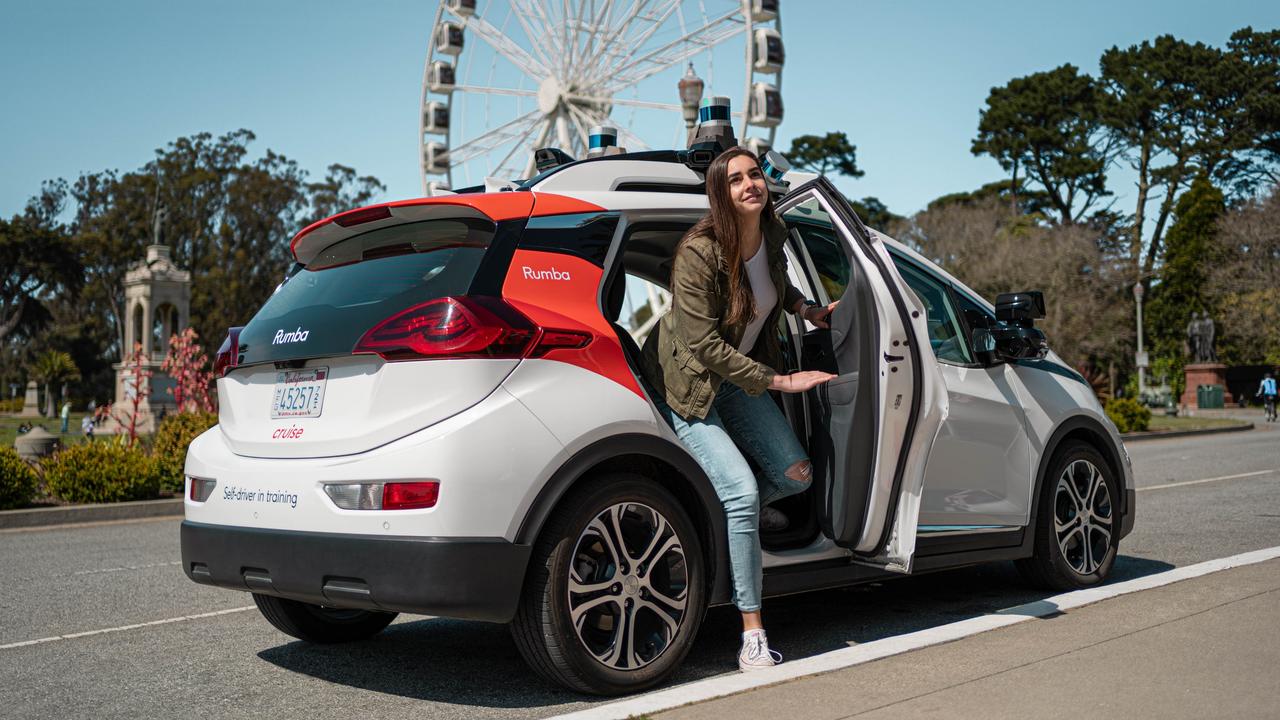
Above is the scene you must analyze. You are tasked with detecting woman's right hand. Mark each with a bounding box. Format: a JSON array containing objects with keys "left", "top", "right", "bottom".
[{"left": 768, "top": 370, "right": 837, "bottom": 393}]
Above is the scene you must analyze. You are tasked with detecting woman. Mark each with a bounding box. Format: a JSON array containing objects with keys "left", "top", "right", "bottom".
[{"left": 640, "top": 146, "right": 837, "bottom": 671}]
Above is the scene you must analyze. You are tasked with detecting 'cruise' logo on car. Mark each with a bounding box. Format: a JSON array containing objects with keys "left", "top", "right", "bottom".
[
  {"left": 273, "top": 327, "right": 310, "bottom": 344},
  {"left": 522, "top": 266, "right": 572, "bottom": 281}
]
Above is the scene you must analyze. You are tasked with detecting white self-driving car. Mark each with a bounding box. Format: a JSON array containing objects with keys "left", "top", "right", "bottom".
[{"left": 182, "top": 149, "right": 1134, "bottom": 695}]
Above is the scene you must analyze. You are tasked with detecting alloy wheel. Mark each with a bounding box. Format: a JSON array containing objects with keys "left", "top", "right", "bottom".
[
  {"left": 1054, "top": 459, "right": 1114, "bottom": 576},
  {"left": 567, "top": 502, "right": 688, "bottom": 671}
]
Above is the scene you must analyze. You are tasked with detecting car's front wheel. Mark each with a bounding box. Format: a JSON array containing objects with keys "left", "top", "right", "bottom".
[
  {"left": 253, "top": 594, "right": 397, "bottom": 643},
  {"left": 1017, "top": 441, "right": 1120, "bottom": 590},
  {"left": 511, "top": 475, "right": 706, "bottom": 695}
]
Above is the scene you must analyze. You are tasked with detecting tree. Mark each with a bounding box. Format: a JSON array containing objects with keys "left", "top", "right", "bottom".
[
  {"left": 972, "top": 64, "right": 1116, "bottom": 225},
  {"left": 846, "top": 196, "right": 901, "bottom": 230},
  {"left": 305, "top": 164, "right": 387, "bottom": 226},
  {"left": 29, "top": 350, "right": 80, "bottom": 417},
  {"left": 784, "top": 132, "right": 864, "bottom": 178},
  {"left": 1144, "top": 176, "right": 1226, "bottom": 369},
  {"left": 160, "top": 327, "right": 215, "bottom": 414},
  {"left": 0, "top": 213, "right": 82, "bottom": 346},
  {"left": 890, "top": 198, "right": 1128, "bottom": 371},
  {"left": 1227, "top": 27, "right": 1280, "bottom": 189},
  {"left": 1207, "top": 187, "right": 1280, "bottom": 365}
]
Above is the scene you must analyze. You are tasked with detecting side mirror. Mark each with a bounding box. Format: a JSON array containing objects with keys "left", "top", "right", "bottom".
[
  {"left": 992, "top": 323, "right": 1048, "bottom": 361},
  {"left": 995, "top": 291, "right": 1046, "bottom": 327},
  {"left": 972, "top": 328, "right": 1000, "bottom": 366}
]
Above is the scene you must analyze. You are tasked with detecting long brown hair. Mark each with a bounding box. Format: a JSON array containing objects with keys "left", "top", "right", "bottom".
[{"left": 680, "top": 146, "right": 776, "bottom": 326}]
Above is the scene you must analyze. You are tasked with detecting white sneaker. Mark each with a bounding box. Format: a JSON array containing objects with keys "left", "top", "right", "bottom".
[{"left": 738, "top": 629, "right": 783, "bottom": 671}]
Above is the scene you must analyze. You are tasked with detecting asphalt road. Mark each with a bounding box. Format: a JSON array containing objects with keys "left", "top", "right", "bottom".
[{"left": 2, "top": 426, "right": 1277, "bottom": 720}]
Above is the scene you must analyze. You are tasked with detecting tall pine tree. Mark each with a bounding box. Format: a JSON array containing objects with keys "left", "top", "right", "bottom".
[{"left": 1145, "top": 175, "right": 1225, "bottom": 391}]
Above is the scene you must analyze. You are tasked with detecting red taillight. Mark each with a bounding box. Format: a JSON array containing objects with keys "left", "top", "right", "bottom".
[
  {"left": 531, "top": 329, "right": 593, "bottom": 357},
  {"left": 213, "top": 327, "right": 243, "bottom": 377},
  {"left": 383, "top": 481, "right": 440, "bottom": 510},
  {"left": 355, "top": 296, "right": 590, "bottom": 361}
]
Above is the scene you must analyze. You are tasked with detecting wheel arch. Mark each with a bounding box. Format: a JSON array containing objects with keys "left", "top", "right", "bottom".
[
  {"left": 1028, "top": 414, "right": 1133, "bottom": 545},
  {"left": 514, "top": 432, "right": 731, "bottom": 604}
]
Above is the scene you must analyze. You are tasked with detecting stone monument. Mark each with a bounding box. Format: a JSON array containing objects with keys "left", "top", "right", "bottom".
[
  {"left": 1180, "top": 311, "right": 1233, "bottom": 409},
  {"left": 18, "top": 380, "right": 41, "bottom": 417},
  {"left": 100, "top": 206, "right": 191, "bottom": 434}
]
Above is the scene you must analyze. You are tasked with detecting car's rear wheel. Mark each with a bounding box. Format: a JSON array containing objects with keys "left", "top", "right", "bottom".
[
  {"left": 1017, "top": 441, "right": 1119, "bottom": 590},
  {"left": 511, "top": 475, "right": 706, "bottom": 695},
  {"left": 253, "top": 594, "right": 397, "bottom": 643}
]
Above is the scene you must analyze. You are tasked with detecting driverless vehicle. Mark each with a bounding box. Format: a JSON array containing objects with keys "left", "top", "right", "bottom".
[{"left": 181, "top": 129, "right": 1134, "bottom": 695}]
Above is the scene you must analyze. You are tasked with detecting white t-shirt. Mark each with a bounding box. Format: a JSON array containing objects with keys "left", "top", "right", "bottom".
[{"left": 737, "top": 239, "right": 778, "bottom": 353}]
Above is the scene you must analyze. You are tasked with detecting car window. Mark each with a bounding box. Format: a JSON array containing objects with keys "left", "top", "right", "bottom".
[
  {"left": 781, "top": 199, "right": 850, "bottom": 301},
  {"left": 894, "top": 261, "right": 973, "bottom": 365}
]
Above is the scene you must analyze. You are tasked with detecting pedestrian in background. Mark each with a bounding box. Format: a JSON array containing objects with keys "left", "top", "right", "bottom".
[
  {"left": 60, "top": 401, "right": 71, "bottom": 434},
  {"left": 81, "top": 413, "right": 94, "bottom": 440}
]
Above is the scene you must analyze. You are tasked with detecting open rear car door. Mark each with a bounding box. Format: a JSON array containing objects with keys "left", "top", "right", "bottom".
[{"left": 776, "top": 178, "right": 946, "bottom": 573}]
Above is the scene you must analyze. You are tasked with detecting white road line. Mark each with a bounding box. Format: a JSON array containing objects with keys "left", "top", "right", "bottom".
[
  {"left": 0, "top": 606, "right": 255, "bottom": 651},
  {"left": 546, "top": 545, "right": 1280, "bottom": 720},
  {"left": 1138, "top": 468, "right": 1278, "bottom": 492},
  {"left": 73, "top": 561, "right": 183, "bottom": 576}
]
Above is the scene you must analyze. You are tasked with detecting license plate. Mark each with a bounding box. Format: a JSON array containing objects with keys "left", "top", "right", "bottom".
[{"left": 271, "top": 367, "right": 327, "bottom": 419}]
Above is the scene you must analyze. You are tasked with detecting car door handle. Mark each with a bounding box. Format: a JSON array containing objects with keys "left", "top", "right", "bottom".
[{"left": 884, "top": 352, "right": 904, "bottom": 363}]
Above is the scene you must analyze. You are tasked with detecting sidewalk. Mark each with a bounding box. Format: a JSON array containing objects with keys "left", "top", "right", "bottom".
[{"left": 654, "top": 558, "right": 1280, "bottom": 720}]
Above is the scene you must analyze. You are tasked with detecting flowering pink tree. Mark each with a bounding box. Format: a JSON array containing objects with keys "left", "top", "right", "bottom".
[
  {"left": 161, "top": 327, "right": 216, "bottom": 414},
  {"left": 107, "top": 342, "right": 152, "bottom": 447}
]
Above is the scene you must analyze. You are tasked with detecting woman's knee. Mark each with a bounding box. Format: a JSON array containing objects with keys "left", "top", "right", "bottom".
[{"left": 785, "top": 459, "right": 813, "bottom": 485}]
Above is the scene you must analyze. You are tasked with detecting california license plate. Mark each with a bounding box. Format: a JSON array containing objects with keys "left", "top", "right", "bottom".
[{"left": 271, "top": 367, "right": 327, "bottom": 419}]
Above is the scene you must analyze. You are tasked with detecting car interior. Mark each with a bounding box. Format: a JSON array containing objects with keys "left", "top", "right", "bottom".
[{"left": 599, "top": 211, "right": 880, "bottom": 553}]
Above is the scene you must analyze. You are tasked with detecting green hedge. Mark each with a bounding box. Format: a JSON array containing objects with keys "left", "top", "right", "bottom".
[
  {"left": 42, "top": 441, "right": 160, "bottom": 503},
  {"left": 1105, "top": 397, "right": 1152, "bottom": 433},
  {"left": 153, "top": 412, "right": 219, "bottom": 493},
  {"left": 0, "top": 447, "right": 39, "bottom": 510}
]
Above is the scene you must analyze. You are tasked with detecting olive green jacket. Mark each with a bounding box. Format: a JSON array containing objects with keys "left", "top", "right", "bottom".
[{"left": 640, "top": 216, "right": 805, "bottom": 420}]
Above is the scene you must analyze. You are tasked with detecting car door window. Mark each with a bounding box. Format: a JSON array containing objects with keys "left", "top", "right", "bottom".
[
  {"left": 785, "top": 202, "right": 851, "bottom": 301},
  {"left": 894, "top": 261, "right": 973, "bottom": 365}
]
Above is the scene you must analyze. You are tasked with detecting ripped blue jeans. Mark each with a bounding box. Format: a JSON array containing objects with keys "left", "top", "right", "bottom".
[{"left": 650, "top": 381, "right": 809, "bottom": 612}]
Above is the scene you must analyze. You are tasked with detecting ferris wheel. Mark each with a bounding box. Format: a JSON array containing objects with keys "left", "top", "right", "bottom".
[{"left": 419, "top": 0, "right": 786, "bottom": 192}]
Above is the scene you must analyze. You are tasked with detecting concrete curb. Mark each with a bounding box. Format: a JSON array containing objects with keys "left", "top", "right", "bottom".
[
  {"left": 0, "top": 497, "right": 183, "bottom": 529},
  {"left": 1123, "top": 421, "right": 1255, "bottom": 443}
]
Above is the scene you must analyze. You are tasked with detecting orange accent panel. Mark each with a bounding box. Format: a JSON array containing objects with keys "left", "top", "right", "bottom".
[{"left": 503, "top": 249, "right": 644, "bottom": 398}]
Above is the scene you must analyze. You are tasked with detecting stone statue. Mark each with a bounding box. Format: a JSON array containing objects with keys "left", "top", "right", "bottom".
[
  {"left": 1185, "top": 314, "right": 1200, "bottom": 363},
  {"left": 1186, "top": 311, "right": 1218, "bottom": 364},
  {"left": 1201, "top": 312, "right": 1217, "bottom": 363},
  {"left": 152, "top": 202, "right": 168, "bottom": 247}
]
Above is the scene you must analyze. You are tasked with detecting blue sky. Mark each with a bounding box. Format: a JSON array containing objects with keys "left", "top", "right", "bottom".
[{"left": 2, "top": 0, "right": 1277, "bottom": 221}]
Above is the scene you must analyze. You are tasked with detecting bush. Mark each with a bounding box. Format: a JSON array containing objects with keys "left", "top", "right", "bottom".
[
  {"left": 153, "top": 412, "right": 218, "bottom": 493},
  {"left": 0, "top": 397, "right": 23, "bottom": 414},
  {"left": 42, "top": 441, "right": 160, "bottom": 503},
  {"left": 0, "top": 447, "right": 39, "bottom": 510},
  {"left": 1106, "top": 397, "right": 1151, "bottom": 433}
]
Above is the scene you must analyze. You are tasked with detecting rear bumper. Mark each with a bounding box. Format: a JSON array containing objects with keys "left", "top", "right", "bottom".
[{"left": 180, "top": 521, "right": 531, "bottom": 622}]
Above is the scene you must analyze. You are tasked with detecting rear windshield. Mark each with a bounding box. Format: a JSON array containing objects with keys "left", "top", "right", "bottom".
[{"left": 238, "top": 218, "right": 495, "bottom": 365}]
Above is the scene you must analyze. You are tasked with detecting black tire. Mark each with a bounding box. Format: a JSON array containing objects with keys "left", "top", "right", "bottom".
[
  {"left": 253, "top": 593, "right": 397, "bottom": 643},
  {"left": 1017, "top": 440, "right": 1120, "bottom": 590},
  {"left": 510, "top": 474, "right": 706, "bottom": 695}
]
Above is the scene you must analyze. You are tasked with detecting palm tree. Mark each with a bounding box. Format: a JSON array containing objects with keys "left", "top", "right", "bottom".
[{"left": 30, "top": 350, "right": 80, "bottom": 417}]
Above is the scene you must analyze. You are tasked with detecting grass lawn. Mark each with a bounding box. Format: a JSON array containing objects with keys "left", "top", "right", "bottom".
[
  {"left": 1145, "top": 415, "right": 1249, "bottom": 432},
  {"left": 0, "top": 413, "right": 96, "bottom": 450}
]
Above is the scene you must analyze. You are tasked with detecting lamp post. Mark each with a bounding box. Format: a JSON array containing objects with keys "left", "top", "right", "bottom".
[
  {"left": 678, "top": 63, "right": 704, "bottom": 145},
  {"left": 1133, "top": 282, "right": 1146, "bottom": 401}
]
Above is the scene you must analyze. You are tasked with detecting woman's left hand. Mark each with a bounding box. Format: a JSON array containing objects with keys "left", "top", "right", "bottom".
[{"left": 802, "top": 301, "right": 838, "bottom": 329}]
